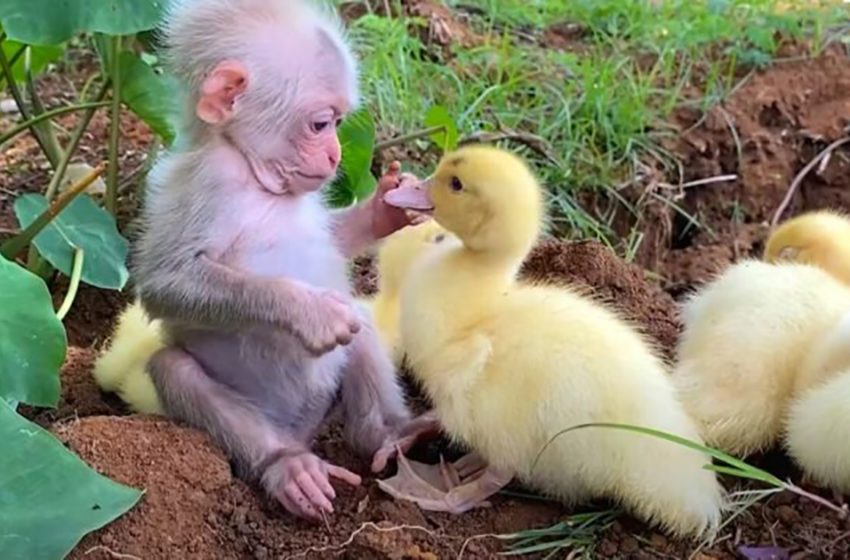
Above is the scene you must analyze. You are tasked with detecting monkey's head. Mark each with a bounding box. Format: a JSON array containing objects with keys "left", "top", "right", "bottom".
[{"left": 164, "top": 0, "right": 359, "bottom": 195}]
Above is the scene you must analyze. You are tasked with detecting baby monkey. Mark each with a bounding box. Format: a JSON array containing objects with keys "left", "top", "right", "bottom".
[{"left": 134, "top": 0, "right": 427, "bottom": 521}]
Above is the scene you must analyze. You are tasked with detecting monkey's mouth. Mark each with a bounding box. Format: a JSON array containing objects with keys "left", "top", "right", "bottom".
[{"left": 383, "top": 179, "right": 434, "bottom": 213}]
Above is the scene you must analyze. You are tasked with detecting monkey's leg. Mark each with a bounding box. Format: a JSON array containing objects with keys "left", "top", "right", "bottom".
[
  {"left": 339, "top": 317, "right": 413, "bottom": 457},
  {"left": 148, "top": 347, "right": 361, "bottom": 521}
]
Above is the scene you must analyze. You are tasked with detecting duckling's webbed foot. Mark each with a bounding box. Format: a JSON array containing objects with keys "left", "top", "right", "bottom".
[
  {"left": 371, "top": 410, "right": 443, "bottom": 472},
  {"left": 377, "top": 449, "right": 512, "bottom": 514}
]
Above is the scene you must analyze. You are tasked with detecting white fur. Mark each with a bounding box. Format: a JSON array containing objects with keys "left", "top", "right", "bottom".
[{"left": 673, "top": 260, "right": 850, "bottom": 455}]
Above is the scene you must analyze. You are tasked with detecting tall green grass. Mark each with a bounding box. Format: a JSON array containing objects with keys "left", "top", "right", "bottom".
[{"left": 339, "top": 0, "right": 848, "bottom": 244}]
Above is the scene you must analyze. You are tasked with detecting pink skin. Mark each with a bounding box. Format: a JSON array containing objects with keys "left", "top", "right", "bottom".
[{"left": 191, "top": 59, "right": 423, "bottom": 521}]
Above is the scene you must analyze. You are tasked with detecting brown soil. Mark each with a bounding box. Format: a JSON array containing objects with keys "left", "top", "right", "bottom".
[
  {"left": 619, "top": 42, "right": 850, "bottom": 295},
  {"left": 4, "top": 14, "right": 850, "bottom": 560}
]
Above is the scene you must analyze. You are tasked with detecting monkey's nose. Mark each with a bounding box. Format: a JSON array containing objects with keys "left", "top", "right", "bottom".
[{"left": 328, "top": 153, "right": 339, "bottom": 168}]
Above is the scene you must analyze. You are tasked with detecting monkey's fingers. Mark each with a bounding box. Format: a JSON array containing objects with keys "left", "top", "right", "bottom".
[
  {"left": 327, "top": 464, "right": 362, "bottom": 487},
  {"left": 280, "top": 482, "right": 323, "bottom": 522},
  {"left": 295, "top": 471, "right": 334, "bottom": 513}
]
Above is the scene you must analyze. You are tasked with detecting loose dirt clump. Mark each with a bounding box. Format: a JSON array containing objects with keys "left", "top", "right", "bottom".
[{"left": 56, "top": 416, "right": 241, "bottom": 560}]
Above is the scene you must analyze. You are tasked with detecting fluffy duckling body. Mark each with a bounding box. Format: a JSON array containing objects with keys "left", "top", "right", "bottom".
[
  {"left": 384, "top": 145, "right": 724, "bottom": 537},
  {"left": 366, "top": 219, "right": 456, "bottom": 365},
  {"left": 92, "top": 300, "right": 165, "bottom": 414},
  {"left": 673, "top": 261, "right": 850, "bottom": 455},
  {"left": 764, "top": 210, "right": 850, "bottom": 285}
]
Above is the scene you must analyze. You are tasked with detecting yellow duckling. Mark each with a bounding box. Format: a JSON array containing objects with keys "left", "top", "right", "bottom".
[
  {"left": 365, "top": 219, "right": 456, "bottom": 366},
  {"left": 92, "top": 300, "right": 165, "bottom": 414},
  {"left": 764, "top": 209, "right": 850, "bottom": 285},
  {"left": 784, "top": 308, "right": 850, "bottom": 493},
  {"left": 93, "top": 221, "right": 450, "bottom": 413},
  {"left": 378, "top": 145, "right": 724, "bottom": 538},
  {"left": 673, "top": 210, "right": 850, "bottom": 457}
]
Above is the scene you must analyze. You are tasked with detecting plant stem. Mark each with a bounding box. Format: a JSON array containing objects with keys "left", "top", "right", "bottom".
[
  {"left": 24, "top": 47, "right": 62, "bottom": 167},
  {"left": 0, "top": 42, "right": 57, "bottom": 165},
  {"left": 786, "top": 483, "right": 849, "bottom": 518},
  {"left": 375, "top": 125, "right": 445, "bottom": 150},
  {"left": 105, "top": 36, "right": 123, "bottom": 214},
  {"left": 0, "top": 102, "right": 110, "bottom": 147},
  {"left": 44, "top": 81, "right": 110, "bottom": 202},
  {"left": 56, "top": 248, "right": 84, "bottom": 321},
  {"left": 0, "top": 162, "right": 107, "bottom": 260}
]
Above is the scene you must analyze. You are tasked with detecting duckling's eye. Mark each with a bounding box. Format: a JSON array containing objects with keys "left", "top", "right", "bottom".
[
  {"left": 450, "top": 176, "right": 463, "bottom": 192},
  {"left": 434, "top": 233, "right": 446, "bottom": 243}
]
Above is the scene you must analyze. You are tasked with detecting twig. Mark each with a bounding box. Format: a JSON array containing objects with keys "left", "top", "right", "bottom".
[
  {"left": 676, "top": 173, "right": 738, "bottom": 190},
  {"left": 24, "top": 47, "right": 62, "bottom": 167},
  {"left": 0, "top": 101, "right": 110, "bottom": 147},
  {"left": 375, "top": 125, "right": 446, "bottom": 150},
  {"left": 459, "top": 129, "right": 559, "bottom": 165},
  {"left": 0, "top": 162, "right": 106, "bottom": 259},
  {"left": 43, "top": 81, "right": 110, "bottom": 202},
  {"left": 56, "top": 248, "right": 84, "bottom": 320},
  {"left": 457, "top": 533, "right": 500, "bottom": 559},
  {"left": 105, "top": 35, "right": 123, "bottom": 214},
  {"left": 283, "top": 522, "right": 441, "bottom": 559},
  {"left": 0, "top": 42, "right": 57, "bottom": 162},
  {"left": 771, "top": 136, "right": 850, "bottom": 227},
  {"left": 83, "top": 545, "right": 142, "bottom": 560}
]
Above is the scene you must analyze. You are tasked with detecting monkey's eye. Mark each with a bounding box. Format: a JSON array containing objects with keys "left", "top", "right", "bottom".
[
  {"left": 449, "top": 176, "right": 463, "bottom": 192},
  {"left": 311, "top": 121, "right": 331, "bottom": 133}
]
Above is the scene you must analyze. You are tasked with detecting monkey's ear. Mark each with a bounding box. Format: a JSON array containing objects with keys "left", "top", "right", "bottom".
[{"left": 196, "top": 60, "right": 249, "bottom": 124}]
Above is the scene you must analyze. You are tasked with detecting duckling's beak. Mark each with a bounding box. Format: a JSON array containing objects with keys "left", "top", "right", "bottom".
[{"left": 383, "top": 176, "right": 434, "bottom": 213}]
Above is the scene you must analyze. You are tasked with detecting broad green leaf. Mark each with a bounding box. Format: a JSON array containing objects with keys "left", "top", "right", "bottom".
[
  {"left": 1, "top": 42, "right": 65, "bottom": 84},
  {"left": 0, "top": 256, "right": 64, "bottom": 407},
  {"left": 424, "top": 105, "right": 459, "bottom": 152},
  {"left": 327, "top": 108, "right": 376, "bottom": 207},
  {"left": 117, "top": 51, "right": 180, "bottom": 145},
  {"left": 0, "top": 400, "right": 142, "bottom": 560},
  {"left": 0, "top": 1, "right": 165, "bottom": 46},
  {"left": 14, "top": 193, "right": 129, "bottom": 290}
]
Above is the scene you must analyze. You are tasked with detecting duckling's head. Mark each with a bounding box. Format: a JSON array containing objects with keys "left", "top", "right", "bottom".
[
  {"left": 377, "top": 219, "right": 454, "bottom": 295},
  {"left": 385, "top": 145, "right": 544, "bottom": 256},
  {"left": 764, "top": 210, "right": 850, "bottom": 284}
]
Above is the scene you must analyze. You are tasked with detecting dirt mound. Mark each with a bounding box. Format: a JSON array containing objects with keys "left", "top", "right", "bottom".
[
  {"left": 521, "top": 238, "right": 680, "bottom": 355},
  {"left": 57, "top": 416, "right": 239, "bottom": 559},
  {"left": 56, "top": 416, "right": 565, "bottom": 559}
]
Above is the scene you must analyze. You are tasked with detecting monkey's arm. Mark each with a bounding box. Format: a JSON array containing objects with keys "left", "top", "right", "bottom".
[
  {"left": 332, "top": 163, "right": 419, "bottom": 258},
  {"left": 137, "top": 254, "right": 306, "bottom": 330},
  {"left": 136, "top": 253, "right": 359, "bottom": 353}
]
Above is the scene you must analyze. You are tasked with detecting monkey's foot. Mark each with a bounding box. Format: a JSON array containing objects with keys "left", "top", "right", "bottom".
[
  {"left": 376, "top": 449, "right": 512, "bottom": 514},
  {"left": 371, "top": 410, "right": 443, "bottom": 472}
]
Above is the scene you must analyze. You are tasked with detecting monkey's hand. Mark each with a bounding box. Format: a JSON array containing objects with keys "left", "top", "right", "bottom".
[
  {"left": 263, "top": 451, "right": 362, "bottom": 522},
  {"left": 290, "top": 288, "right": 361, "bottom": 354},
  {"left": 371, "top": 161, "right": 424, "bottom": 239},
  {"left": 371, "top": 410, "right": 443, "bottom": 473}
]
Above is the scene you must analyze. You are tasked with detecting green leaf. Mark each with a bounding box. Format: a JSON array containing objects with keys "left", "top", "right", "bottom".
[
  {"left": 424, "top": 105, "right": 459, "bottom": 152},
  {"left": 0, "top": 256, "right": 65, "bottom": 407},
  {"left": 14, "top": 193, "right": 129, "bottom": 290},
  {"left": 117, "top": 51, "right": 180, "bottom": 145},
  {"left": 1, "top": 42, "right": 65, "bottom": 84},
  {"left": 0, "top": 0, "right": 165, "bottom": 45},
  {"left": 0, "top": 400, "right": 142, "bottom": 560},
  {"left": 533, "top": 422, "right": 785, "bottom": 488},
  {"left": 327, "top": 108, "right": 376, "bottom": 207}
]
